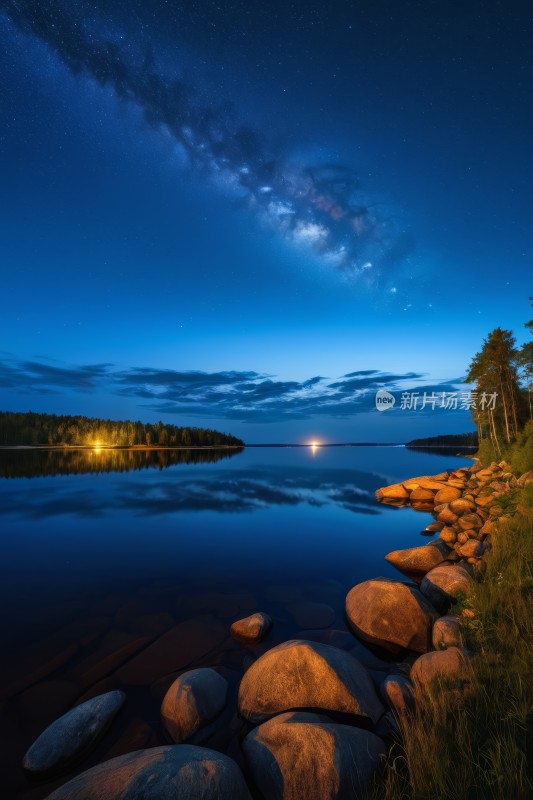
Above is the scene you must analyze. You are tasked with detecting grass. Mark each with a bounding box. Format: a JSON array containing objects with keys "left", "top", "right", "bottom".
[{"left": 373, "top": 485, "right": 533, "bottom": 800}]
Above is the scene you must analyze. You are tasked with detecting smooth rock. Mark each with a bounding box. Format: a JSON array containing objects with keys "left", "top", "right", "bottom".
[
  {"left": 375, "top": 483, "right": 409, "bottom": 500},
  {"left": 420, "top": 565, "right": 473, "bottom": 611},
  {"left": 238, "top": 639, "right": 384, "bottom": 725},
  {"left": 438, "top": 506, "right": 459, "bottom": 525},
  {"left": 44, "top": 745, "right": 252, "bottom": 799},
  {"left": 384, "top": 540, "right": 450, "bottom": 576},
  {"left": 432, "top": 616, "right": 463, "bottom": 650},
  {"left": 380, "top": 675, "right": 414, "bottom": 716},
  {"left": 23, "top": 690, "right": 126, "bottom": 775},
  {"left": 161, "top": 668, "right": 228, "bottom": 744},
  {"left": 410, "top": 647, "right": 471, "bottom": 686},
  {"left": 243, "top": 711, "right": 385, "bottom": 800},
  {"left": 449, "top": 498, "right": 476, "bottom": 515},
  {"left": 434, "top": 486, "right": 462, "bottom": 504},
  {"left": 230, "top": 612, "right": 272, "bottom": 643},
  {"left": 456, "top": 539, "right": 485, "bottom": 558},
  {"left": 403, "top": 477, "right": 448, "bottom": 491},
  {"left": 439, "top": 526, "right": 457, "bottom": 544},
  {"left": 457, "top": 513, "right": 483, "bottom": 531},
  {"left": 409, "top": 487, "right": 436, "bottom": 501},
  {"left": 345, "top": 578, "right": 438, "bottom": 654}
]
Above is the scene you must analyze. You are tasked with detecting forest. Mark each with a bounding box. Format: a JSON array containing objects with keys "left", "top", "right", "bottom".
[{"left": 0, "top": 411, "right": 244, "bottom": 448}]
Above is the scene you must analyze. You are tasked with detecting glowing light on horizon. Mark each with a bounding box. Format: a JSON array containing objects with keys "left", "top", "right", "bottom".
[{"left": 309, "top": 439, "right": 321, "bottom": 456}]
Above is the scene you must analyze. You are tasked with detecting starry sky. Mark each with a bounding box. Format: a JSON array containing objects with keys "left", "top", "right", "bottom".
[{"left": 0, "top": 0, "right": 531, "bottom": 442}]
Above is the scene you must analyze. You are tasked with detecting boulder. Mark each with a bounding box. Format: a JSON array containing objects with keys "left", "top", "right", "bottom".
[
  {"left": 449, "top": 498, "right": 476, "bottom": 515},
  {"left": 384, "top": 540, "right": 450, "bottom": 576},
  {"left": 432, "top": 616, "right": 463, "bottom": 650},
  {"left": 421, "top": 522, "right": 443, "bottom": 534},
  {"left": 375, "top": 483, "right": 409, "bottom": 501},
  {"left": 457, "top": 513, "right": 483, "bottom": 531},
  {"left": 238, "top": 640, "right": 384, "bottom": 725},
  {"left": 380, "top": 675, "right": 414, "bottom": 716},
  {"left": 479, "top": 519, "right": 496, "bottom": 537},
  {"left": 420, "top": 565, "right": 473, "bottom": 611},
  {"left": 403, "top": 477, "right": 448, "bottom": 491},
  {"left": 345, "top": 578, "right": 438, "bottom": 654},
  {"left": 437, "top": 507, "right": 459, "bottom": 525},
  {"left": 475, "top": 495, "right": 494, "bottom": 508},
  {"left": 439, "top": 526, "right": 457, "bottom": 544},
  {"left": 23, "top": 690, "right": 126, "bottom": 775},
  {"left": 243, "top": 711, "right": 385, "bottom": 800},
  {"left": 456, "top": 539, "right": 485, "bottom": 559},
  {"left": 230, "top": 613, "right": 272, "bottom": 644},
  {"left": 434, "top": 486, "right": 462, "bottom": 504},
  {"left": 161, "top": 669, "right": 228, "bottom": 744},
  {"left": 410, "top": 647, "right": 471, "bottom": 687},
  {"left": 44, "top": 745, "right": 252, "bottom": 799},
  {"left": 410, "top": 488, "right": 436, "bottom": 502}
]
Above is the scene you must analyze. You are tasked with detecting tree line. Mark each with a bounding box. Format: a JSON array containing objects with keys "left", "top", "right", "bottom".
[
  {"left": 466, "top": 298, "right": 533, "bottom": 457},
  {"left": 0, "top": 411, "right": 244, "bottom": 448}
]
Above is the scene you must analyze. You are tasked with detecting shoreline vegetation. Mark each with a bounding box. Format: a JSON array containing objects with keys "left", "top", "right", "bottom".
[{"left": 0, "top": 411, "right": 244, "bottom": 449}]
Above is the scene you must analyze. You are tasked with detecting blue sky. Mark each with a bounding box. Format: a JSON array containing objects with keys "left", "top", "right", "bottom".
[{"left": 0, "top": 1, "right": 531, "bottom": 442}]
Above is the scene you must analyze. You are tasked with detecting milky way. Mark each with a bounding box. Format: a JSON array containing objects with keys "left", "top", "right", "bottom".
[{"left": 1, "top": 0, "right": 411, "bottom": 283}]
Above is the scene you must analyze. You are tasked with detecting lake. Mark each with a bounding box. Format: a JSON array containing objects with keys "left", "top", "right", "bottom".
[{"left": 0, "top": 445, "right": 471, "bottom": 798}]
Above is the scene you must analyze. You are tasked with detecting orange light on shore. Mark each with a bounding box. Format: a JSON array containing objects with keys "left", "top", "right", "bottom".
[
  {"left": 309, "top": 440, "right": 321, "bottom": 455},
  {"left": 93, "top": 440, "right": 102, "bottom": 452}
]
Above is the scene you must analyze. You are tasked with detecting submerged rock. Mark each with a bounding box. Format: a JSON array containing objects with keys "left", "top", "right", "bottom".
[
  {"left": 238, "top": 639, "right": 384, "bottom": 725},
  {"left": 345, "top": 578, "right": 438, "bottom": 654},
  {"left": 23, "top": 690, "right": 126, "bottom": 775},
  {"left": 44, "top": 745, "right": 252, "bottom": 799},
  {"left": 243, "top": 711, "right": 385, "bottom": 800},
  {"left": 230, "top": 612, "right": 272, "bottom": 644},
  {"left": 161, "top": 668, "right": 228, "bottom": 744}
]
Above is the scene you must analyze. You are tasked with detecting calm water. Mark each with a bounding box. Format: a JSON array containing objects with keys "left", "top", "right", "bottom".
[{"left": 0, "top": 445, "right": 470, "bottom": 798}]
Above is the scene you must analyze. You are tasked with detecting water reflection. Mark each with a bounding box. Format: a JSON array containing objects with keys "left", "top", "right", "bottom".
[
  {"left": 0, "top": 446, "right": 244, "bottom": 479},
  {"left": 0, "top": 464, "right": 383, "bottom": 519}
]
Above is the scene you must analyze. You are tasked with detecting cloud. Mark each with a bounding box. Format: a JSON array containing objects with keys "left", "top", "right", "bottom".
[
  {"left": 1, "top": 0, "right": 412, "bottom": 283},
  {"left": 0, "top": 355, "right": 469, "bottom": 424}
]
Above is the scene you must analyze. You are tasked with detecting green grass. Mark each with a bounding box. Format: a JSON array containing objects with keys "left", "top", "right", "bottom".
[
  {"left": 373, "top": 486, "right": 533, "bottom": 799},
  {"left": 476, "top": 419, "right": 533, "bottom": 475}
]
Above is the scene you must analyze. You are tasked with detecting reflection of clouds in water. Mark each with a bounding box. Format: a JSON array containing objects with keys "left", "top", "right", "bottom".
[{"left": 0, "top": 467, "right": 387, "bottom": 519}]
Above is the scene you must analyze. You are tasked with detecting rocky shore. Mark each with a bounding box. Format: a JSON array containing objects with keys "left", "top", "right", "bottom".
[{"left": 13, "top": 460, "right": 532, "bottom": 799}]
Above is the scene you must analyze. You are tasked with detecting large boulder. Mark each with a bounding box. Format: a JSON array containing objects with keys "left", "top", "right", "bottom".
[
  {"left": 230, "top": 613, "right": 272, "bottom": 644},
  {"left": 420, "top": 565, "right": 473, "bottom": 611},
  {"left": 44, "top": 745, "right": 252, "bottom": 799},
  {"left": 384, "top": 540, "right": 450, "bottom": 576},
  {"left": 238, "top": 640, "right": 384, "bottom": 725},
  {"left": 243, "top": 711, "right": 385, "bottom": 800},
  {"left": 410, "top": 647, "right": 471, "bottom": 687},
  {"left": 161, "top": 668, "right": 228, "bottom": 743},
  {"left": 345, "top": 578, "right": 438, "bottom": 654},
  {"left": 455, "top": 539, "right": 485, "bottom": 559},
  {"left": 23, "top": 690, "right": 126, "bottom": 775}
]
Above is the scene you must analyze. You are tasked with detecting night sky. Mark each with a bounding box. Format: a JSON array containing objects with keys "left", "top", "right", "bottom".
[{"left": 1, "top": 0, "right": 531, "bottom": 442}]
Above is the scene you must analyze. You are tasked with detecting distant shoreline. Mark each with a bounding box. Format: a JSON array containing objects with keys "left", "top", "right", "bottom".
[{"left": 0, "top": 443, "right": 479, "bottom": 450}]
